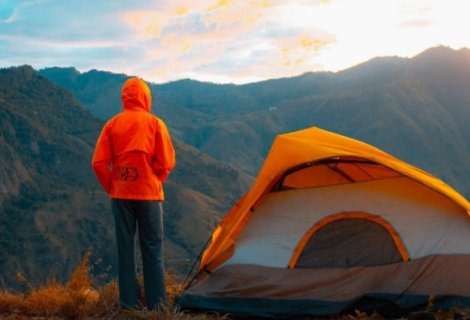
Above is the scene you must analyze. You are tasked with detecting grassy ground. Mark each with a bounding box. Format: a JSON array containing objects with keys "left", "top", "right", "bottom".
[
  {"left": 0, "top": 252, "right": 222, "bottom": 320},
  {"left": 0, "top": 253, "right": 469, "bottom": 319}
]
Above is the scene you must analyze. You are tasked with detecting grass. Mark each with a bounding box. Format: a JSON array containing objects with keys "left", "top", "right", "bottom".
[
  {"left": 0, "top": 252, "right": 223, "bottom": 320},
  {"left": 0, "top": 253, "right": 469, "bottom": 319}
]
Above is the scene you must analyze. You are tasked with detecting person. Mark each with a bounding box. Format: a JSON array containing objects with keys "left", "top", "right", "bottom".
[{"left": 92, "top": 77, "right": 175, "bottom": 311}]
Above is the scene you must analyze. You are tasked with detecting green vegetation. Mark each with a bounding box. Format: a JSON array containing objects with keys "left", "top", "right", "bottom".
[{"left": 0, "top": 66, "right": 249, "bottom": 290}]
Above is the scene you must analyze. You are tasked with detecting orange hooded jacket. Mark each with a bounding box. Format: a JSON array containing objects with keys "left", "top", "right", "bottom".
[{"left": 92, "top": 78, "right": 175, "bottom": 200}]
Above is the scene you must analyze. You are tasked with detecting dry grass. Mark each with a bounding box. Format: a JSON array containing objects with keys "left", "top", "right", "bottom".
[
  {"left": 0, "top": 291, "right": 23, "bottom": 314},
  {"left": 0, "top": 252, "right": 223, "bottom": 320},
  {"left": 0, "top": 253, "right": 469, "bottom": 320},
  {"left": 0, "top": 251, "right": 100, "bottom": 319}
]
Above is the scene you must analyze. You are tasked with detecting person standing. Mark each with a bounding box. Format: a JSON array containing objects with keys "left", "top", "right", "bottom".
[{"left": 92, "top": 77, "right": 175, "bottom": 311}]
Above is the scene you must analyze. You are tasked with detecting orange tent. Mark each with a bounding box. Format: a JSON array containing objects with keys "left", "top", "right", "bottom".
[
  {"left": 200, "top": 127, "right": 470, "bottom": 272},
  {"left": 178, "top": 127, "right": 470, "bottom": 318}
]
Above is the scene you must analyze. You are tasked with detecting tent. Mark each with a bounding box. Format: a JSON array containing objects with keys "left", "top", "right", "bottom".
[{"left": 177, "top": 127, "right": 470, "bottom": 318}]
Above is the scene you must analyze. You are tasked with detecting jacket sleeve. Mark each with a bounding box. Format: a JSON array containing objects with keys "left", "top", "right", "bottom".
[
  {"left": 152, "top": 120, "right": 176, "bottom": 183},
  {"left": 92, "top": 123, "right": 113, "bottom": 193}
]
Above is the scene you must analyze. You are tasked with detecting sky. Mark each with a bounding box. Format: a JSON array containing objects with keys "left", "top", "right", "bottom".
[{"left": 1, "top": 0, "right": 469, "bottom": 84}]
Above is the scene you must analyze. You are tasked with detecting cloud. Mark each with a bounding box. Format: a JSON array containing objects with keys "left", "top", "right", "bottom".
[
  {"left": 0, "top": 0, "right": 336, "bottom": 82},
  {"left": 0, "top": 0, "right": 142, "bottom": 71},
  {"left": 206, "top": 0, "right": 235, "bottom": 12},
  {"left": 399, "top": 19, "right": 435, "bottom": 28},
  {"left": 280, "top": 34, "right": 335, "bottom": 67},
  {"left": 1, "top": 0, "right": 468, "bottom": 84},
  {"left": 117, "top": 0, "right": 335, "bottom": 82},
  {"left": 397, "top": 1, "right": 437, "bottom": 28},
  {"left": 122, "top": 10, "right": 165, "bottom": 38},
  {"left": 1, "top": 0, "right": 50, "bottom": 24},
  {"left": 0, "top": 7, "right": 17, "bottom": 24}
]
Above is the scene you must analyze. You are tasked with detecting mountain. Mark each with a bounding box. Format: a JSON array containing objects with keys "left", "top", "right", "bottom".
[
  {"left": 0, "top": 65, "right": 109, "bottom": 289},
  {"left": 2, "top": 45, "right": 470, "bottom": 290},
  {"left": 0, "top": 66, "right": 250, "bottom": 290},
  {"left": 40, "top": 46, "right": 470, "bottom": 198}
]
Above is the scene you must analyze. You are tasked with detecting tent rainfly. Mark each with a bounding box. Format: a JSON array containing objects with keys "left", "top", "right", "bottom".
[{"left": 177, "top": 127, "right": 470, "bottom": 318}]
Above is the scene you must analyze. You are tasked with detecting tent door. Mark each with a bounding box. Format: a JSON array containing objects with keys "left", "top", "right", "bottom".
[{"left": 290, "top": 212, "right": 409, "bottom": 268}]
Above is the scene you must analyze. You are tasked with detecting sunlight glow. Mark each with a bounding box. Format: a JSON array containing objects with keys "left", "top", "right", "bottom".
[{"left": 1, "top": 0, "right": 470, "bottom": 83}]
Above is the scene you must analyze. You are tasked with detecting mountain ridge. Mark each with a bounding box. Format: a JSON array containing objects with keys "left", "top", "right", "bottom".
[{"left": 39, "top": 46, "right": 470, "bottom": 198}]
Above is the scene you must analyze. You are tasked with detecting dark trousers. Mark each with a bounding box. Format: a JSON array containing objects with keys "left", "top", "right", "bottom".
[{"left": 111, "top": 199, "right": 167, "bottom": 310}]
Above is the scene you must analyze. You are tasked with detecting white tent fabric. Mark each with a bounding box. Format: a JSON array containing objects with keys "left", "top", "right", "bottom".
[{"left": 225, "top": 176, "right": 470, "bottom": 268}]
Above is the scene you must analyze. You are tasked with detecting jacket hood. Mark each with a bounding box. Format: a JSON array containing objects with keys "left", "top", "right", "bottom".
[{"left": 121, "top": 77, "right": 152, "bottom": 112}]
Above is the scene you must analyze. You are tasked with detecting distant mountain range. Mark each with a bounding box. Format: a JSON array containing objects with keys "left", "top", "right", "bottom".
[
  {"left": 40, "top": 46, "right": 470, "bottom": 197},
  {"left": 1, "top": 45, "right": 469, "bottom": 289}
]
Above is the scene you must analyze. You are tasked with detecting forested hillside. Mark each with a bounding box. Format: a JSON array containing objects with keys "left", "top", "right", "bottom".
[
  {"left": 41, "top": 46, "right": 470, "bottom": 198},
  {"left": 0, "top": 66, "right": 250, "bottom": 289}
]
